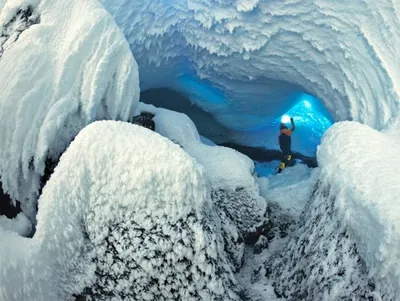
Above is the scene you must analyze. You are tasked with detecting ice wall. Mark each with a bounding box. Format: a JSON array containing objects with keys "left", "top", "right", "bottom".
[{"left": 102, "top": 0, "right": 400, "bottom": 131}]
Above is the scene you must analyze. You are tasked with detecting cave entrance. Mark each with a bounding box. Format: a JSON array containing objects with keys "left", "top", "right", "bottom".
[{"left": 140, "top": 88, "right": 334, "bottom": 174}]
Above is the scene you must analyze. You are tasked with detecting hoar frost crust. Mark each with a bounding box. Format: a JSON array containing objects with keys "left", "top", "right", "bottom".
[
  {"left": 0, "top": 121, "right": 244, "bottom": 300},
  {"left": 264, "top": 181, "right": 376, "bottom": 301},
  {"left": 211, "top": 188, "right": 266, "bottom": 236},
  {"left": 82, "top": 211, "right": 241, "bottom": 300}
]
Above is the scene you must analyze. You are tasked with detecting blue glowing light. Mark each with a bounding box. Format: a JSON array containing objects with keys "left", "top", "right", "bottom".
[{"left": 275, "top": 93, "right": 334, "bottom": 156}]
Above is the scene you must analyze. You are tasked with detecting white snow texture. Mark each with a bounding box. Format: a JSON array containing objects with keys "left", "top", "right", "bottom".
[
  {"left": 0, "top": 213, "right": 32, "bottom": 237},
  {"left": 0, "top": 121, "right": 243, "bottom": 301},
  {"left": 0, "top": 0, "right": 139, "bottom": 221}
]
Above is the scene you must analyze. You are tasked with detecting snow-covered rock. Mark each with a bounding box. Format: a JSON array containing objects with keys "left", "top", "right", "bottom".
[
  {"left": 263, "top": 121, "right": 400, "bottom": 301},
  {"left": 0, "top": 121, "right": 243, "bottom": 301},
  {"left": 0, "top": 0, "right": 139, "bottom": 221},
  {"left": 253, "top": 235, "right": 269, "bottom": 255},
  {"left": 211, "top": 188, "right": 266, "bottom": 236}
]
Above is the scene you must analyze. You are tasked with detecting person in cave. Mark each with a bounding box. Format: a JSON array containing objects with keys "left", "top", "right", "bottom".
[{"left": 277, "top": 117, "right": 295, "bottom": 173}]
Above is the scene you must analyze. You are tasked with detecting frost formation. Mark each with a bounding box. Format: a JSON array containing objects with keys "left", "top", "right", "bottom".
[
  {"left": 0, "top": 0, "right": 139, "bottom": 221},
  {"left": 0, "top": 121, "right": 245, "bottom": 301}
]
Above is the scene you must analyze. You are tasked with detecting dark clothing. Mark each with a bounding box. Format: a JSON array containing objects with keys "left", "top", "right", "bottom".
[
  {"left": 279, "top": 132, "right": 292, "bottom": 155},
  {"left": 278, "top": 119, "right": 295, "bottom": 173},
  {"left": 279, "top": 120, "right": 295, "bottom": 154}
]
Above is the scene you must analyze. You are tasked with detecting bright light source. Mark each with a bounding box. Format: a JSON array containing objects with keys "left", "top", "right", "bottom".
[
  {"left": 304, "top": 100, "right": 311, "bottom": 108},
  {"left": 281, "top": 115, "right": 291, "bottom": 123}
]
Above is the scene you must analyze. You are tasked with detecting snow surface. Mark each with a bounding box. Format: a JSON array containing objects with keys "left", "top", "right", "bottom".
[
  {"left": 0, "top": 0, "right": 139, "bottom": 221},
  {"left": 102, "top": 0, "right": 400, "bottom": 131},
  {"left": 0, "top": 121, "right": 244, "bottom": 300},
  {"left": 266, "top": 164, "right": 318, "bottom": 219}
]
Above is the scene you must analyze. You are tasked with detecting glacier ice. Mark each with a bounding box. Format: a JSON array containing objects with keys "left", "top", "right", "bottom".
[{"left": 0, "top": 0, "right": 139, "bottom": 221}]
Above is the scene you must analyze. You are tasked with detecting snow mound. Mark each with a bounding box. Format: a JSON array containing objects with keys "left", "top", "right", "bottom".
[
  {"left": 138, "top": 103, "right": 257, "bottom": 192},
  {"left": 0, "top": 0, "right": 139, "bottom": 221},
  {"left": 0, "top": 121, "right": 243, "bottom": 300},
  {"left": 263, "top": 121, "right": 400, "bottom": 300},
  {"left": 265, "top": 181, "right": 376, "bottom": 300}
]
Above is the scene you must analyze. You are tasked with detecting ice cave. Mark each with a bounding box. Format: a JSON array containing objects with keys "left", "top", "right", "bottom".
[{"left": 0, "top": 0, "right": 399, "bottom": 300}]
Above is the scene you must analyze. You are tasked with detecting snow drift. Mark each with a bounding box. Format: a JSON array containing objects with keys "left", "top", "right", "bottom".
[
  {"left": 0, "top": 121, "right": 245, "bottom": 300},
  {"left": 263, "top": 122, "right": 400, "bottom": 300},
  {"left": 0, "top": 0, "right": 139, "bottom": 221}
]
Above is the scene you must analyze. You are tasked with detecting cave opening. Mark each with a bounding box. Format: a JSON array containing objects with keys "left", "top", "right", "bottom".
[{"left": 140, "top": 87, "right": 334, "bottom": 171}]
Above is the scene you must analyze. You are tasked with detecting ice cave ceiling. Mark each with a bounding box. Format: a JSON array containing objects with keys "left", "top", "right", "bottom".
[{"left": 102, "top": 0, "right": 400, "bottom": 132}]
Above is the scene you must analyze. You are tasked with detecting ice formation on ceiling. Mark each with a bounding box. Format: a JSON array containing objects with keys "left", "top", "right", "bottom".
[{"left": 102, "top": 0, "right": 400, "bottom": 131}]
